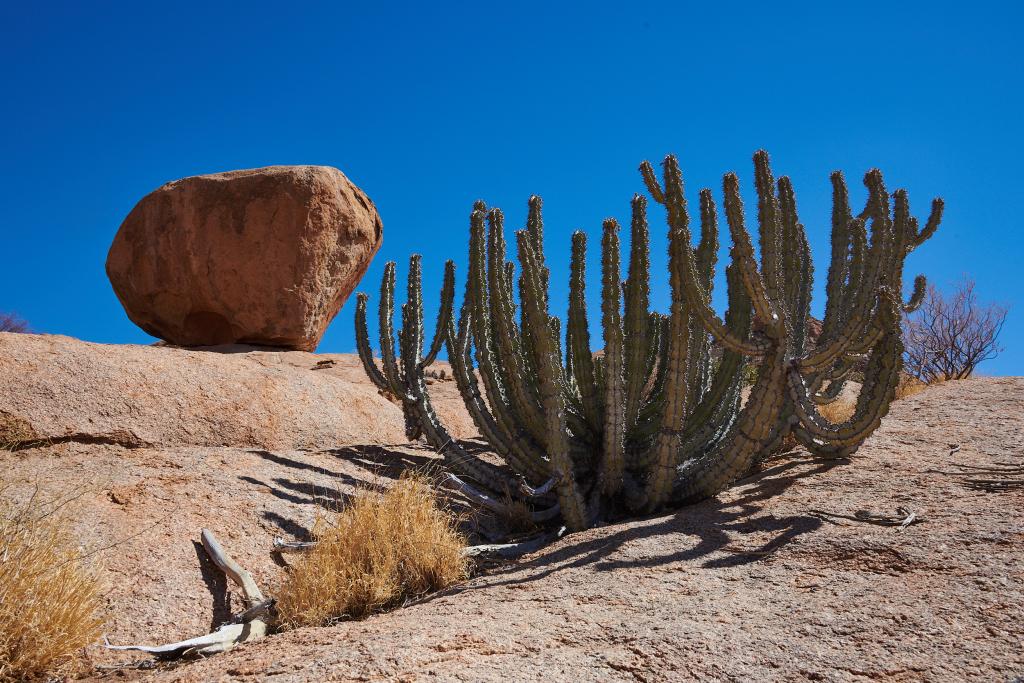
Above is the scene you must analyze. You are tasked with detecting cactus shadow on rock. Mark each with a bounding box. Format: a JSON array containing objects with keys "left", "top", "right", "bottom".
[
  {"left": 478, "top": 453, "right": 841, "bottom": 588},
  {"left": 325, "top": 444, "right": 443, "bottom": 481}
]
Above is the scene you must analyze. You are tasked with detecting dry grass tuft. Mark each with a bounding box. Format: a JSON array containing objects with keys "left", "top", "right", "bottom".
[
  {"left": 0, "top": 414, "right": 38, "bottom": 451},
  {"left": 276, "top": 473, "right": 468, "bottom": 628},
  {"left": 496, "top": 492, "right": 539, "bottom": 535},
  {"left": 0, "top": 488, "right": 104, "bottom": 682},
  {"left": 818, "top": 398, "right": 856, "bottom": 424},
  {"left": 818, "top": 374, "right": 940, "bottom": 424},
  {"left": 818, "top": 374, "right": 941, "bottom": 425},
  {"left": 894, "top": 373, "right": 935, "bottom": 401}
]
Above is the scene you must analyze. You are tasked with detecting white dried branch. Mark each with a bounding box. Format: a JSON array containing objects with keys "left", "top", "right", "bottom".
[
  {"left": 104, "top": 529, "right": 269, "bottom": 659},
  {"left": 462, "top": 526, "right": 566, "bottom": 559}
]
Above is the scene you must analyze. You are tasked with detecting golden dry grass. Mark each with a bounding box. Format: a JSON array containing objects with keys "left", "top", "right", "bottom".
[
  {"left": 818, "top": 397, "right": 857, "bottom": 424},
  {"left": 276, "top": 473, "right": 467, "bottom": 628},
  {"left": 0, "top": 487, "right": 104, "bottom": 682},
  {"left": 0, "top": 414, "right": 37, "bottom": 451},
  {"left": 895, "top": 373, "right": 935, "bottom": 401},
  {"left": 496, "top": 492, "right": 539, "bottom": 535},
  {"left": 817, "top": 374, "right": 939, "bottom": 424}
]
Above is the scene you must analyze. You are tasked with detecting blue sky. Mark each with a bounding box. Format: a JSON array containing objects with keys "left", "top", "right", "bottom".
[{"left": 1, "top": 1, "right": 1021, "bottom": 374}]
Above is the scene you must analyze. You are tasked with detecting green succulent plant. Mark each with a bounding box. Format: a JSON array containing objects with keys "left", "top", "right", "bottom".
[{"left": 356, "top": 151, "right": 941, "bottom": 531}]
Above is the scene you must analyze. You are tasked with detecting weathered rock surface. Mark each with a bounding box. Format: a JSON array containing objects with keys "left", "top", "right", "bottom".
[
  {"left": 0, "top": 332, "right": 474, "bottom": 451},
  {"left": 1, "top": 332, "right": 1021, "bottom": 681},
  {"left": 106, "top": 165, "right": 383, "bottom": 351}
]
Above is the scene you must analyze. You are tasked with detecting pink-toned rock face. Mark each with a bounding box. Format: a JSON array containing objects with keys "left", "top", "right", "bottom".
[{"left": 106, "top": 165, "right": 383, "bottom": 351}]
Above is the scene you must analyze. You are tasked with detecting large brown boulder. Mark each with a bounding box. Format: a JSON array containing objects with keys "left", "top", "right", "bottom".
[{"left": 106, "top": 165, "right": 383, "bottom": 351}]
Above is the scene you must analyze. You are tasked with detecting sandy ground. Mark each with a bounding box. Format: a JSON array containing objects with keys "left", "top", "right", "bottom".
[{"left": 3, "top": 364, "right": 1023, "bottom": 682}]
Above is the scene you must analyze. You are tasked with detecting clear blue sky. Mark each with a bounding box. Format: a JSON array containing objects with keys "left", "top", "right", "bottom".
[{"left": 1, "top": 1, "right": 1021, "bottom": 374}]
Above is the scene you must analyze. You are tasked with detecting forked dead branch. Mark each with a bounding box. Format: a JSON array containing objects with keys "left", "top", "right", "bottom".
[
  {"left": 105, "top": 530, "right": 270, "bottom": 658},
  {"left": 104, "top": 475, "right": 489, "bottom": 663},
  {"left": 357, "top": 150, "right": 942, "bottom": 531}
]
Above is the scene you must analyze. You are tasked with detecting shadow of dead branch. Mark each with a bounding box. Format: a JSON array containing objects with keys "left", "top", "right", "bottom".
[
  {"left": 248, "top": 449, "right": 379, "bottom": 491},
  {"left": 192, "top": 540, "right": 231, "bottom": 631},
  {"left": 237, "top": 475, "right": 346, "bottom": 508}
]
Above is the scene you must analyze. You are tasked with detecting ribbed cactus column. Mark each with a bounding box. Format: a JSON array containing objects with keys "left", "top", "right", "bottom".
[
  {"left": 353, "top": 150, "right": 941, "bottom": 532},
  {"left": 355, "top": 254, "right": 544, "bottom": 501},
  {"left": 600, "top": 218, "right": 626, "bottom": 496}
]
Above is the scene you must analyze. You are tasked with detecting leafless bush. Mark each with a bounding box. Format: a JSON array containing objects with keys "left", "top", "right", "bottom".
[
  {"left": 0, "top": 313, "right": 28, "bottom": 333},
  {"left": 903, "top": 278, "right": 1008, "bottom": 383}
]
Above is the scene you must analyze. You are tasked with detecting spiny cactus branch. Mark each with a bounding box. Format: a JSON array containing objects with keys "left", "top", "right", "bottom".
[{"left": 356, "top": 150, "right": 941, "bottom": 531}]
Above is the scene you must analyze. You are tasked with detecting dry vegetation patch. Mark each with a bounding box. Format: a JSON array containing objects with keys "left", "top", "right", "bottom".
[
  {"left": 0, "top": 486, "right": 104, "bottom": 681},
  {"left": 0, "top": 414, "right": 37, "bottom": 450},
  {"left": 276, "top": 474, "right": 467, "bottom": 628},
  {"left": 818, "top": 375, "right": 936, "bottom": 424},
  {"left": 895, "top": 373, "right": 933, "bottom": 400},
  {"left": 817, "top": 397, "right": 856, "bottom": 424}
]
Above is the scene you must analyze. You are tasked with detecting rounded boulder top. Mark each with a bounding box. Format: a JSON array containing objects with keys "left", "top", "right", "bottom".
[{"left": 106, "top": 165, "right": 383, "bottom": 351}]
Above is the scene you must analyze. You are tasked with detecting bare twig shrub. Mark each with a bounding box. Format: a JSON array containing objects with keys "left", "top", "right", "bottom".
[
  {"left": 0, "top": 313, "right": 28, "bottom": 334},
  {"left": 0, "top": 486, "right": 104, "bottom": 681},
  {"left": 903, "top": 278, "right": 1008, "bottom": 383},
  {"left": 276, "top": 474, "right": 467, "bottom": 628}
]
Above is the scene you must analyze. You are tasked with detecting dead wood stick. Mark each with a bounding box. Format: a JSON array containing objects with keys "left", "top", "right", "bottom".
[
  {"left": 274, "top": 526, "right": 567, "bottom": 561},
  {"left": 444, "top": 472, "right": 561, "bottom": 523},
  {"left": 105, "top": 530, "right": 269, "bottom": 659},
  {"left": 518, "top": 476, "right": 559, "bottom": 498},
  {"left": 230, "top": 598, "right": 276, "bottom": 624},
  {"left": 273, "top": 538, "right": 316, "bottom": 553},
  {"left": 201, "top": 529, "right": 264, "bottom": 608},
  {"left": 810, "top": 507, "right": 924, "bottom": 530},
  {"left": 897, "top": 508, "right": 917, "bottom": 530},
  {"left": 462, "top": 527, "right": 567, "bottom": 559}
]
